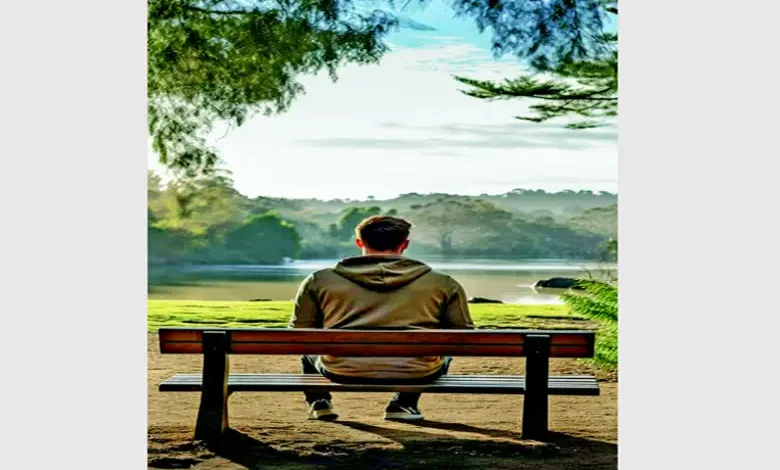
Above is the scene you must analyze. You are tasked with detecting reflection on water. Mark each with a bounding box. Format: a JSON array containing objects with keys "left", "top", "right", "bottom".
[{"left": 149, "top": 258, "right": 616, "bottom": 305}]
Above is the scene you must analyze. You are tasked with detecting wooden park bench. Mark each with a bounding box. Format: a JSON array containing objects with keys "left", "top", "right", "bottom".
[{"left": 158, "top": 328, "right": 600, "bottom": 442}]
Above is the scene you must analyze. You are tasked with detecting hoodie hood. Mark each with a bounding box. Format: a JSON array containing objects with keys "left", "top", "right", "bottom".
[{"left": 332, "top": 255, "right": 432, "bottom": 292}]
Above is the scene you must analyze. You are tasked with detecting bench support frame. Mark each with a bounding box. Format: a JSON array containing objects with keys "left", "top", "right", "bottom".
[
  {"left": 186, "top": 331, "right": 564, "bottom": 442},
  {"left": 522, "top": 334, "right": 551, "bottom": 440},
  {"left": 194, "top": 331, "right": 230, "bottom": 443}
]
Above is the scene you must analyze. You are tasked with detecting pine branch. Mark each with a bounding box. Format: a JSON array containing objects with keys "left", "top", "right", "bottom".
[{"left": 455, "top": 54, "right": 617, "bottom": 127}]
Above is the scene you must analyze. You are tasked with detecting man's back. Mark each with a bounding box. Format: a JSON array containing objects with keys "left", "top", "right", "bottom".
[{"left": 289, "top": 254, "right": 474, "bottom": 379}]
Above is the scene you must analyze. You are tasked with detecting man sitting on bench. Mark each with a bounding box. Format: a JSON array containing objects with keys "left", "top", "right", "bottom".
[{"left": 289, "top": 215, "right": 475, "bottom": 422}]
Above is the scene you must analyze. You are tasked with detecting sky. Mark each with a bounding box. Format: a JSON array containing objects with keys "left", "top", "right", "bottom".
[{"left": 148, "top": 1, "right": 618, "bottom": 200}]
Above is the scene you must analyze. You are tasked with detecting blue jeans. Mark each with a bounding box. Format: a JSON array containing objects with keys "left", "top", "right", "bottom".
[{"left": 301, "top": 355, "right": 452, "bottom": 407}]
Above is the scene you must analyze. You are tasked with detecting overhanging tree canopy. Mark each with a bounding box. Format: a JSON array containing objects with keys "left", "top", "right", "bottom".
[
  {"left": 455, "top": 1, "right": 617, "bottom": 129},
  {"left": 148, "top": 0, "right": 396, "bottom": 174}
]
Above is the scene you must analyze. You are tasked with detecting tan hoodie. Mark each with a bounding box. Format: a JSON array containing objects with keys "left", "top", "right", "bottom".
[{"left": 288, "top": 255, "right": 475, "bottom": 379}]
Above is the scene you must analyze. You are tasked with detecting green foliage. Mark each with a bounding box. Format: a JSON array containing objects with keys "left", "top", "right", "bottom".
[
  {"left": 455, "top": 1, "right": 617, "bottom": 129},
  {"left": 567, "top": 204, "right": 617, "bottom": 238},
  {"left": 148, "top": 0, "right": 396, "bottom": 174},
  {"left": 605, "top": 237, "right": 617, "bottom": 261},
  {"left": 224, "top": 212, "right": 302, "bottom": 263},
  {"left": 148, "top": 169, "right": 247, "bottom": 263},
  {"left": 294, "top": 220, "right": 342, "bottom": 258},
  {"left": 153, "top": 169, "right": 243, "bottom": 237},
  {"left": 560, "top": 277, "right": 617, "bottom": 369},
  {"left": 455, "top": 52, "right": 617, "bottom": 127},
  {"left": 561, "top": 279, "right": 616, "bottom": 323},
  {"left": 403, "top": 197, "right": 606, "bottom": 258},
  {"left": 560, "top": 238, "right": 617, "bottom": 369},
  {"left": 407, "top": 198, "right": 514, "bottom": 254},
  {"left": 450, "top": 0, "right": 613, "bottom": 68},
  {"left": 148, "top": 169, "right": 304, "bottom": 264},
  {"left": 148, "top": 169, "right": 618, "bottom": 264},
  {"left": 148, "top": 224, "right": 199, "bottom": 264}
]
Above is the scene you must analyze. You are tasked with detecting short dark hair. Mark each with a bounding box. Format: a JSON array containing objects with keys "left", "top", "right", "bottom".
[{"left": 355, "top": 216, "right": 412, "bottom": 251}]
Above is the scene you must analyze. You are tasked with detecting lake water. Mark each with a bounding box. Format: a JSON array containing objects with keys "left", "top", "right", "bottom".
[{"left": 149, "top": 258, "right": 616, "bottom": 305}]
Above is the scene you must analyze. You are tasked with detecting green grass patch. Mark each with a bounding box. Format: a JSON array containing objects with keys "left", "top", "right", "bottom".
[
  {"left": 148, "top": 300, "right": 615, "bottom": 372},
  {"left": 148, "top": 300, "right": 592, "bottom": 331}
]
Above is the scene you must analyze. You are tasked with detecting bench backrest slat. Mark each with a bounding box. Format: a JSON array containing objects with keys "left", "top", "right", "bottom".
[{"left": 159, "top": 328, "right": 595, "bottom": 358}]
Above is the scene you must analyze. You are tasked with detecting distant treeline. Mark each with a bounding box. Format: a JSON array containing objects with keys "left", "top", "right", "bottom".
[{"left": 148, "top": 170, "right": 617, "bottom": 265}]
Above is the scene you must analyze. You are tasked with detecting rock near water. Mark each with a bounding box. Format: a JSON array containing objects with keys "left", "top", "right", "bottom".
[
  {"left": 468, "top": 297, "right": 504, "bottom": 304},
  {"left": 533, "top": 277, "right": 584, "bottom": 290}
]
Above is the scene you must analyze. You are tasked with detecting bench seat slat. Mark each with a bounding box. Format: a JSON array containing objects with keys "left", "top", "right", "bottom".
[{"left": 159, "top": 373, "right": 600, "bottom": 396}]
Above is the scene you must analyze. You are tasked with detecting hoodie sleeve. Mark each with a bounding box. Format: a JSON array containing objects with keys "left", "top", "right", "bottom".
[
  {"left": 288, "top": 273, "right": 322, "bottom": 328},
  {"left": 442, "top": 278, "right": 475, "bottom": 329}
]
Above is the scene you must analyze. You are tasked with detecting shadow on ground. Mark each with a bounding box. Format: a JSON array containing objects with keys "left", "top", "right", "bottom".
[{"left": 149, "top": 422, "right": 617, "bottom": 470}]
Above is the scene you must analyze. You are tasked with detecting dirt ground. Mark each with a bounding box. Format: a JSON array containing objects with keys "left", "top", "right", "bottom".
[{"left": 148, "top": 333, "right": 617, "bottom": 470}]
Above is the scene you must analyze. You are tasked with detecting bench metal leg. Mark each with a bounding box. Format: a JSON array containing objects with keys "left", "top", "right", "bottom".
[
  {"left": 522, "top": 334, "right": 551, "bottom": 440},
  {"left": 195, "top": 332, "right": 229, "bottom": 443}
]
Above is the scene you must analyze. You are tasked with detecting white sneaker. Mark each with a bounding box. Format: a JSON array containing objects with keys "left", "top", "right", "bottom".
[{"left": 383, "top": 403, "right": 424, "bottom": 421}]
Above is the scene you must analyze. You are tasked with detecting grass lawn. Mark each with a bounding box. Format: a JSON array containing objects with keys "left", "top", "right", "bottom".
[{"left": 148, "top": 300, "right": 594, "bottom": 331}]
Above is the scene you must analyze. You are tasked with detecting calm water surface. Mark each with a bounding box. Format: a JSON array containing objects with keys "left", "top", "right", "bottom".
[{"left": 149, "top": 258, "right": 616, "bottom": 305}]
